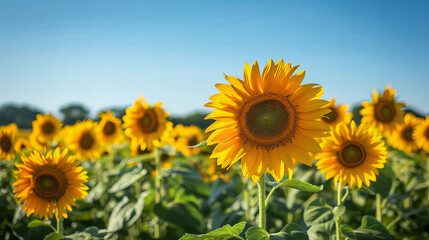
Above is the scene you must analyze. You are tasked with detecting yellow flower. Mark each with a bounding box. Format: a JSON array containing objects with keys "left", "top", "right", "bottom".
[
  {"left": 389, "top": 113, "right": 423, "bottom": 153},
  {"left": 98, "top": 111, "right": 123, "bottom": 145},
  {"left": 413, "top": 116, "right": 429, "bottom": 152},
  {"left": 65, "top": 120, "right": 102, "bottom": 160},
  {"left": 15, "top": 138, "right": 31, "bottom": 152},
  {"left": 205, "top": 59, "right": 330, "bottom": 182},
  {"left": 316, "top": 121, "right": 387, "bottom": 189},
  {"left": 29, "top": 133, "right": 50, "bottom": 151},
  {"left": 13, "top": 148, "right": 88, "bottom": 219},
  {"left": 172, "top": 124, "right": 205, "bottom": 157},
  {"left": 0, "top": 123, "right": 18, "bottom": 160},
  {"left": 122, "top": 96, "right": 173, "bottom": 151},
  {"left": 321, "top": 98, "right": 353, "bottom": 127},
  {"left": 206, "top": 158, "right": 232, "bottom": 182},
  {"left": 32, "top": 114, "right": 62, "bottom": 142},
  {"left": 360, "top": 86, "right": 405, "bottom": 137}
]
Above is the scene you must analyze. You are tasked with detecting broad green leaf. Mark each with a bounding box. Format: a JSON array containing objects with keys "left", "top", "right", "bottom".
[
  {"left": 273, "top": 179, "right": 323, "bottom": 192},
  {"left": 245, "top": 227, "right": 270, "bottom": 240},
  {"left": 44, "top": 233, "right": 64, "bottom": 240},
  {"left": 209, "top": 178, "right": 238, "bottom": 205},
  {"left": 356, "top": 185, "right": 376, "bottom": 195},
  {"left": 246, "top": 226, "right": 308, "bottom": 240},
  {"left": 179, "top": 221, "right": 246, "bottom": 240},
  {"left": 27, "top": 219, "right": 55, "bottom": 232},
  {"left": 341, "top": 216, "right": 392, "bottom": 240},
  {"left": 370, "top": 165, "right": 394, "bottom": 198},
  {"left": 303, "top": 198, "right": 334, "bottom": 226},
  {"left": 332, "top": 205, "right": 346, "bottom": 219},
  {"left": 107, "top": 191, "right": 148, "bottom": 233},
  {"left": 65, "top": 226, "right": 108, "bottom": 240},
  {"left": 108, "top": 167, "right": 147, "bottom": 193},
  {"left": 154, "top": 201, "right": 203, "bottom": 229}
]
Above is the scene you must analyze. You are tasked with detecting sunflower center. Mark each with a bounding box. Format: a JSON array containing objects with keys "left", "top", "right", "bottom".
[
  {"left": 375, "top": 101, "right": 395, "bottom": 123},
  {"left": 425, "top": 127, "right": 429, "bottom": 140},
  {"left": 0, "top": 136, "right": 11, "bottom": 152},
  {"left": 79, "top": 132, "right": 94, "bottom": 150},
  {"left": 187, "top": 136, "right": 198, "bottom": 147},
  {"left": 401, "top": 126, "right": 414, "bottom": 142},
  {"left": 42, "top": 122, "right": 55, "bottom": 134},
  {"left": 239, "top": 93, "right": 297, "bottom": 148},
  {"left": 321, "top": 107, "right": 337, "bottom": 123},
  {"left": 138, "top": 110, "right": 158, "bottom": 133},
  {"left": 33, "top": 166, "right": 68, "bottom": 201},
  {"left": 338, "top": 141, "right": 366, "bottom": 167},
  {"left": 103, "top": 121, "right": 116, "bottom": 136}
]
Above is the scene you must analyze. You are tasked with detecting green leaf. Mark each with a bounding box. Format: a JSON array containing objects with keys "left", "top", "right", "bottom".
[
  {"left": 27, "top": 219, "right": 56, "bottom": 232},
  {"left": 356, "top": 185, "right": 376, "bottom": 195},
  {"left": 65, "top": 226, "right": 108, "bottom": 240},
  {"left": 273, "top": 179, "right": 323, "bottom": 192},
  {"left": 332, "top": 205, "right": 346, "bottom": 219},
  {"left": 179, "top": 221, "right": 246, "bottom": 240},
  {"left": 303, "top": 198, "right": 334, "bottom": 226},
  {"left": 108, "top": 167, "right": 147, "bottom": 193},
  {"left": 155, "top": 202, "right": 203, "bottom": 229},
  {"left": 44, "top": 233, "right": 64, "bottom": 240},
  {"left": 370, "top": 165, "right": 394, "bottom": 198},
  {"left": 208, "top": 178, "right": 238, "bottom": 205},
  {"left": 189, "top": 140, "right": 207, "bottom": 148},
  {"left": 341, "top": 216, "right": 392, "bottom": 240},
  {"left": 107, "top": 191, "right": 148, "bottom": 233},
  {"left": 246, "top": 226, "right": 308, "bottom": 240}
]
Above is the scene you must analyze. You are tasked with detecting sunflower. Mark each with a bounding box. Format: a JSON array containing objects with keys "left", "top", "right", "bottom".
[
  {"left": 321, "top": 98, "right": 353, "bottom": 127},
  {"left": 0, "top": 123, "right": 18, "bottom": 160},
  {"left": 205, "top": 59, "right": 330, "bottom": 182},
  {"left": 13, "top": 148, "right": 88, "bottom": 219},
  {"left": 206, "top": 158, "right": 232, "bottom": 182},
  {"left": 315, "top": 121, "right": 387, "bottom": 189},
  {"left": 172, "top": 124, "right": 205, "bottom": 157},
  {"left": 32, "top": 114, "right": 62, "bottom": 142},
  {"left": 389, "top": 113, "right": 423, "bottom": 153},
  {"left": 360, "top": 86, "right": 405, "bottom": 137},
  {"left": 413, "top": 116, "right": 429, "bottom": 153},
  {"left": 29, "top": 133, "right": 50, "bottom": 151},
  {"left": 15, "top": 138, "right": 31, "bottom": 152},
  {"left": 123, "top": 96, "right": 173, "bottom": 151},
  {"left": 98, "top": 111, "right": 123, "bottom": 145},
  {"left": 65, "top": 120, "right": 102, "bottom": 160}
]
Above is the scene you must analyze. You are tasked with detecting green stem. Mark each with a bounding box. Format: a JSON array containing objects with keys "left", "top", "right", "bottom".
[
  {"left": 154, "top": 148, "right": 162, "bottom": 238},
  {"left": 335, "top": 183, "right": 342, "bottom": 240},
  {"left": 427, "top": 156, "right": 429, "bottom": 201},
  {"left": 376, "top": 193, "right": 382, "bottom": 222},
  {"left": 242, "top": 176, "right": 251, "bottom": 222},
  {"left": 56, "top": 217, "right": 63, "bottom": 235},
  {"left": 257, "top": 175, "right": 266, "bottom": 229}
]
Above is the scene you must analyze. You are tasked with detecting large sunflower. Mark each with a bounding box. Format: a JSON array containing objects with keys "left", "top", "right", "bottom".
[
  {"left": 316, "top": 121, "right": 387, "bottom": 189},
  {"left": 66, "top": 120, "right": 102, "bottom": 160},
  {"left": 172, "top": 124, "right": 205, "bottom": 157},
  {"left": 360, "top": 86, "right": 405, "bottom": 137},
  {"left": 205, "top": 59, "right": 330, "bottom": 182},
  {"left": 0, "top": 123, "right": 18, "bottom": 160},
  {"left": 13, "top": 148, "right": 88, "bottom": 219},
  {"left": 122, "top": 96, "right": 173, "bottom": 151},
  {"left": 321, "top": 98, "right": 353, "bottom": 127},
  {"left": 413, "top": 116, "right": 429, "bottom": 153},
  {"left": 98, "top": 111, "right": 123, "bottom": 145},
  {"left": 32, "top": 114, "right": 62, "bottom": 142},
  {"left": 389, "top": 113, "right": 423, "bottom": 154}
]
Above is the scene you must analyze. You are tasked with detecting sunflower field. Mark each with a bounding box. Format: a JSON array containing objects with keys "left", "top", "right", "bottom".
[{"left": 1, "top": 59, "right": 429, "bottom": 240}]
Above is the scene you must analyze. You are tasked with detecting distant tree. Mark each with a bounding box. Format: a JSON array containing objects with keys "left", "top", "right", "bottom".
[
  {"left": 95, "top": 107, "right": 126, "bottom": 121},
  {"left": 351, "top": 105, "right": 363, "bottom": 125},
  {"left": 404, "top": 107, "right": 426, "bottom": 118},
  {"left": 0, "top": 104, "right": 41, "bottom": 129},
  {"left": 170, "top": 112, "right": 214, "bottom": 129},
  {"left": 60, "top": 104, "right": 89, "bottom": 125}
]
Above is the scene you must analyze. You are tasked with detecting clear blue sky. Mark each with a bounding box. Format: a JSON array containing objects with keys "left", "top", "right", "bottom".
[{"left": 1, "top": 0, "right": 428, "bottom": 117}]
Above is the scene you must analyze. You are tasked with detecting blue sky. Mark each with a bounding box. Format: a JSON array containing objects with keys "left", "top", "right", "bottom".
[{"left": 1, "top": 0, "right": 428, "bottom": 117}]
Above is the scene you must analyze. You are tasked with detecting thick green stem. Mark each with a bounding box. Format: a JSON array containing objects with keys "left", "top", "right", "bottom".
[
  {"left": 427, "top": 156, "right": 429, "bottom": 201},
  {"left": 242, "top": 177, "right": 251, "bottom": 222},
  {"left": 257, "top": 176, "right": 266, "bottom": 229},
  {"left": 376, "top": 193, "right": 382, "bottom": 222},
  {"left": 335, "top": 183, "right": 342, "bottom": 240},
  {"left": 56, "top": 217, "right": 63, "bottom": 235},
  {"left": 154, "top": 148, "right": 162, "bottom": 238}
]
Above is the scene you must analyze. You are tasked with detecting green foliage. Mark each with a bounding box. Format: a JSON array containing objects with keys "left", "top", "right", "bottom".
[
  {"left": 245, "top": 223, "right": 309, "bottom": 240},
  {"left": 341, "top": 216, "right": 392, "bottom": 240},
  {"left": 179, "top": 221, "right": 246, "bottom": 240}
]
